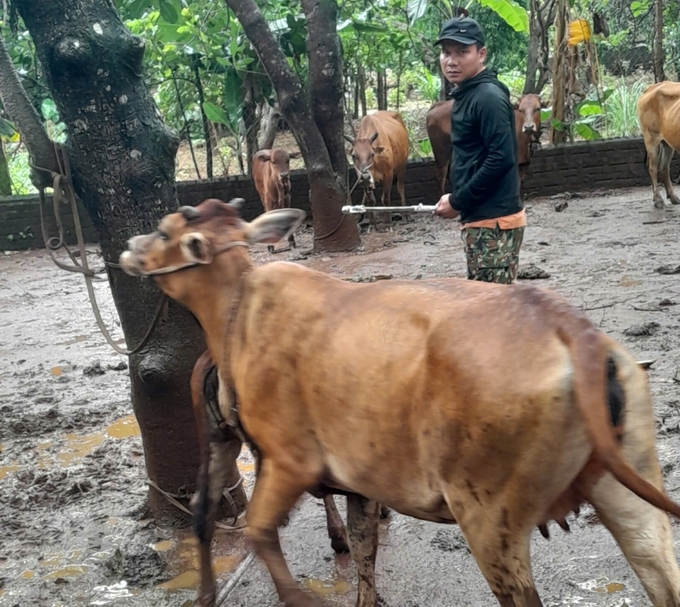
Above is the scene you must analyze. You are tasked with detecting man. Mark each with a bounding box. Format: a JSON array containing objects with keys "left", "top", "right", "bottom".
[{"left": 433, "top": 17, "right": 525, "bottom": 284}]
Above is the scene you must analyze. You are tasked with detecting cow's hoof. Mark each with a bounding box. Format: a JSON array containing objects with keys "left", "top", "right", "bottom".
[
  {"left": 654, "top": 199, "right": 665, "bottom": 209},
  {"left": 379, "top": 505, "right": 391, "bottom": 519},
  {"left": 330, "top": 534, "right": 350, "bottom": 554},
  {"left": 670, "top": 197, "right": 680, "bottom": 206},
  {"left": 284, "top": 589, "right": 327, "bottom": 607},
  {"left": 267, "top": 245, "right": 275, "bottom": 254},
  {"left": 194, "top": 592, "right": 215, "bottom": 607}
]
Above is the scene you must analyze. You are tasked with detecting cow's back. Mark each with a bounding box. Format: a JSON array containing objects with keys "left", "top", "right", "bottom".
[{"left": 637, "top": 82, "right": 680, "bottom": 147}]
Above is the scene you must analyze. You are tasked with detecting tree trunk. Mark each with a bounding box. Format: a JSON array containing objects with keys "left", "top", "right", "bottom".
[
  {"left": 0, "top": 34, "right": 57, "bottom": 186},
  {"left": 523, "top": 0, "right": 556, "bottom": 95},
  {"left": 243, "top": 77, "right": 260, "bottom": 175},
  {"left": 224, "top": 0, "right": 360, "bottom": 251},
  {"left": 357, "top": 60, "right": 367, "bottom": 116},
  {"left": 258, "top": 101, "right": 280, "bottom": 149},
  {"left": 13, "top": 0, "right": 221, "bottom": 526},
  {"left": 551, "top": 0, "right": 568, "bottom": 144},
  {"left": 377, "top": 69, "right": 387, "bottom": 110},
  {"left": 652, "top": 0, "right": 665, "bottom": 82},
  {"left": 301, "top": 0, "right": 347, "bottom": 177},
  {"left": 0, "top": 139, "right": 11, "bottom": 195},
  {"left": 193, "top": 62, "right": 213, "bottom": 179}
]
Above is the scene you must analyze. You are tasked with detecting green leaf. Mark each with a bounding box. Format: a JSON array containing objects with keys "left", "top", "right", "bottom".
[
  {"left": 551, "top": 118, "right": 566, "bottom": 131},
  {"left": 202, "top": 102, "right": 231, "bottom": 127},
  {"left": 0, "top": 117, "right": 16, "bottom": 138},
  {"left": 476, "top": 0, "right": 529, "bottom": 33},
  {"left": 540, "top": 108, "right": 552, "bottom": 122},
  {"left": 630, "top": 0, "right": 649, "bottom": 18},
  {"left": 418, "top": 138, "right": 433, "bottom": 155},
  {"left": 125, "top": 0, "right": 152, "bottom": 19},
  {"left": 224, "top": 68, "right": 244, "bottom": 119},
  {"left": 158, "top": 0, "right": 179, "bottom": 23},
  {"left": 576, "top": 99, "right": 604, "bottom": 116},
  {"left": 407, "top": 0, "right": 427, "bottom": 22},
  {"left": 41, "top": 98, "right": 60, "bottom": 122},
  {"left": 574, "top": 123, "right": 602, "bottom": 140}
]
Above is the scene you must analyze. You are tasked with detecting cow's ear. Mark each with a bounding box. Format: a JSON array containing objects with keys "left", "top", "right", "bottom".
[
  {"left": 255, "top": 150, "right": 272, "bottom": 162},
  {"left": 373, "top": 146, "right": 385, "bottom": 155},
  {"left": 180, "top": 232, "right": 213, "bottom": 265},
  {"left": 246, "top": 208, "right": 306, "bottom": 245},
  {"left": 511, "top": 101, "right": 519, "bottom": 110}
]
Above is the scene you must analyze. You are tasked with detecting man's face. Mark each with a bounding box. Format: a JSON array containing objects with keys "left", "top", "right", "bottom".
[{"left": 439, "top": 41, "right": 486, "bottom": 84}]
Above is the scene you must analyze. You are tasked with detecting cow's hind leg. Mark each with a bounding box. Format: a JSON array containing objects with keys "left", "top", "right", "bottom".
[
  {"left": 659, "top": 143, "right": 680, "bottom": 205},
  {"left": 247, "top": 459, "right": 323, "bottom": 607},
  {"left": 347, "top": 494, "right": 380, "bottom": 607},
  {"left": 458, "top": 511, "right": 543, "bottom": 607},
  {"left": 645, "top": 139, "right": 665, "bottom": 208},
  {"left": 588, "top": 475, "right": 680, "bottom": 607},
  {"left": 322, "top": 495, "right": 350, "bottom": 553}
]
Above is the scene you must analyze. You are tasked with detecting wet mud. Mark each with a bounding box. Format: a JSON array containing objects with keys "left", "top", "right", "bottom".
[{"left": 2, "top": 186, "right": 680, "bottom": 606}]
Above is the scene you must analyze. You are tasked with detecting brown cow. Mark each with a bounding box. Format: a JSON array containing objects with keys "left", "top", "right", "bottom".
[
  {"left": 637, "top": 82, "right": 680, "bottom": 208},
  {"left": 426, "top": 93, "right": 543, "bottom": 196},
  {"left": 345, "top": 110, "right": 409, "bottom": 208},
  {"left": 252, "top": 148, "right": 296, "bottom": 252},
  {"left": 190, "top": 349, "right": 349, "bottom": 605},
  {"left": 121, "top": 199, "right": 680, "bottom": 607}
]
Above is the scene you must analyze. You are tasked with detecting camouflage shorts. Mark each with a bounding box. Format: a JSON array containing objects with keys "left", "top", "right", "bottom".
[{"left": 461, "top": 225, "right": 524, "bottom": 284}]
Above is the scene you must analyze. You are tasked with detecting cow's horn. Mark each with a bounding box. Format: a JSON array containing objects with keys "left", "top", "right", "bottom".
[
  {"left": 369, "top": 132, "right": 378, "bottom": 143},
  {"left": 344, "top": 134, "right": 355, "bottom": 145},
  {"left": 178, "top": 205, "right": 201, "bottom": 220},
  {"left": 227, "top": 198, "right": 245, "bottom": 210}
]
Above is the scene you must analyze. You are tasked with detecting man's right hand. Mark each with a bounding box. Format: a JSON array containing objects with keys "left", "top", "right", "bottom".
[{"left": 434, "top": 195, "right": 459, "bottom": 219}]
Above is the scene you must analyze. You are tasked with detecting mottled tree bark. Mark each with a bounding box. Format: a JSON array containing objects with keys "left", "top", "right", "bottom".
[
  {"left": 550, "top": 0, "right": 568, "bottom": 144},
  {"left": 224, "top": 0, "right": 360, "bottom": 251},
  {"left": 652, "top": 0, "right": 665, "bottom": 82},
  {"left": 523, "top": 0, "right": 556, "bottom": 95},
  {"left": 13, "top": 0, "right": 213, "bottom": 525},
  {"left": 301, "top": 0, "right": 347, "bottom": 177},
  {"left": 0, "top": 141, "right": 11, "bottom": 195}
]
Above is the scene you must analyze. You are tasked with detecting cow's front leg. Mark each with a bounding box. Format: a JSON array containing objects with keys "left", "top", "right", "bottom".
[
  {"left": 347, "top": 493, "right": 379, "bottom": 607},
  {"left": 247, "top": 459, "right": 323, "bottom": 607}
]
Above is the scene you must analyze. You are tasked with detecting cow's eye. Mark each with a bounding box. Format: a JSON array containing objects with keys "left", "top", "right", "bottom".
[{"left": 158, "top": 231, "right": 169, "bottom": 241}]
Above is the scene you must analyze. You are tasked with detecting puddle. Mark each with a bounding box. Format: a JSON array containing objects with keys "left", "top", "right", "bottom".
[
  {"left": 106, "top": 414, "right": 140, "bottom": 439},
  {"left": 18, "top": 570, "right": 34, "bottom": 579},
  {"left": 58, "top": 433, "right": 106, "bottom": 465},
  {"left": 56, "top": 334, "right": 89, "bottom": 346},
  {"left": 158, "top": 569, "right": 200, "bottom": 591},
  {"left": 578, "top": 578, "right": 626, "bottom": 594},
  {"left": 237, "top": 461, "right": 255, "bottom": 474},
  {"left": 304, "top": 578, "right": 351, "bottom": 596},
  {"left": 44, "top": 565, "right": 89, "bottom": 580},
  {"left": 151, "top": 540, "right": 176, "bottom": 553},
  {"left": 0, "top": 461, "right": 20, "bottom": 481}
]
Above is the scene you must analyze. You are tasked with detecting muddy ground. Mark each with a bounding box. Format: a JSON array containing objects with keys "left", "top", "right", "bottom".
[{"left": 2, "top": 185, "right": 680, "bottom": 607}]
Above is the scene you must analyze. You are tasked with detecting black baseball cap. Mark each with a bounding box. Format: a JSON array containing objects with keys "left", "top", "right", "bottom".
[{"left": 435, "top": 17, "right": 485, "bottom": 47}]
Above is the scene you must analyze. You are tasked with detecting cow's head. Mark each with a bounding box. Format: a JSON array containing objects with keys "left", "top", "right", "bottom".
[
  {"left": 345, "top": 133, "right": 381, "bottom": 187},
  {"left": 119, "top": 198, "right": 305, "bottom": 302},
  {"left": 516, "top": 94, "right": 543, "bottom": 142},
  {"left": 258, "top": 148, "right": 291, "bottom": 194}
]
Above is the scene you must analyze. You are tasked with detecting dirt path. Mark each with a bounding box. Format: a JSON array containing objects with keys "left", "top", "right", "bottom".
[{"left": 2, "top": 186, "right": 680, "bottom": 607}]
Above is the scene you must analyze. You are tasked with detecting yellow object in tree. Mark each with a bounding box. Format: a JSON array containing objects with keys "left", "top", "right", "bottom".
[{"left": 568, "top": 19, "right": 591, "bottom": 45}]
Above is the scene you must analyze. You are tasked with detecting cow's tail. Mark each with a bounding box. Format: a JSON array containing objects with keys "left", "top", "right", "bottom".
[{"left": 560, "top": 320, "right": 680, "bottom": 519}]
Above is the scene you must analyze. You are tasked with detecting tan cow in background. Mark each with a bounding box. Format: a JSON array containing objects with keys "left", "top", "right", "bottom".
[
  {"left": 637, "top": 82, "right": 680, "bottom": 208},
  {"left": 426, "top": 94, "right": 543, "bottom": 196},
  {"left": 345, "top": 110, "right": 409, "bottom": 207},
  {"left": 122, "top": 198, "right": 680, "bottom": 607},
  {"left": 252, "top": 148, "right": 296, "bottom": 252}
]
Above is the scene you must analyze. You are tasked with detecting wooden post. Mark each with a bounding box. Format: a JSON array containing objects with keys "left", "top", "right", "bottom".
[{"left": 550, "top": 0, "right": 568, "bottom": 144}]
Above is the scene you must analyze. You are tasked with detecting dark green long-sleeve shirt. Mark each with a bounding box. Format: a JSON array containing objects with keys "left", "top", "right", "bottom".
[{"left": 448, "top": 70, "right": 522, "bottom": 224}]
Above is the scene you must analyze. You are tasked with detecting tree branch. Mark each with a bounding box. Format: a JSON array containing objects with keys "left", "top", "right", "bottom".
[{"left": 0, "top": 32, "right": 57, "bottom": 186}]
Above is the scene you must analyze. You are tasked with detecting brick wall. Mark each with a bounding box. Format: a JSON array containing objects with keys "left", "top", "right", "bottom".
[{"left": 2, "top": 137, "right": 678, "bottom": 250}]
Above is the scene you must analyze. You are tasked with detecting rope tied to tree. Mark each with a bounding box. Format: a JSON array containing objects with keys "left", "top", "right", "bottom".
[{"left": 31, "top": 143, "right": 168, "bottom": 356}]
